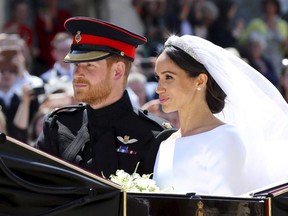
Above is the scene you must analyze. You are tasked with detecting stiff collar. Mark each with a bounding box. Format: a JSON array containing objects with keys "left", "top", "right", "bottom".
[{"left": 87, "top": 90, "right": 133, "bottom": 129}]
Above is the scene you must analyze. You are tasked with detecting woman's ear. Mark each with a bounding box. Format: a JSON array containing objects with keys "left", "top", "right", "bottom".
[
  {"left": 195, "top": 73, "right": 208, "bottom": 91},
  {"left": 114, "top": 61, "right": 125, "bottom": 80},
  {"left": 196, "top": 73, "right": 208, "bottom": 88}
]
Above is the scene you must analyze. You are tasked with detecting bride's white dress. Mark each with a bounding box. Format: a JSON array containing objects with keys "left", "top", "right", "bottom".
[{"left": 153, "top": 124, "right": 247, "bottom": 196}]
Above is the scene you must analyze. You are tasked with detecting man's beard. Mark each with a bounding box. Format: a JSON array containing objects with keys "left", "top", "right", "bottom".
[{"left": 73, "top": 74, "right": 112, "bottom": 106}]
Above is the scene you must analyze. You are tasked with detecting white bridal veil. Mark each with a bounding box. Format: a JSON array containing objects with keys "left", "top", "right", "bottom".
[{"left": 165, "top": 35, "right": 288, "bottom": 193}]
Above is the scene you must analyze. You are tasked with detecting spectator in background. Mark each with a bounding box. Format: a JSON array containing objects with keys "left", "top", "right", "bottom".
[
  {"left": 38, "top": 89, "right": 76, "bottom": 112},
  {"left": 134, "top": 56, "right": 159, "bottom": 101},
  {"left": 127, "top": 71, "right": 148, "bottom": 107},
  {"left": 191, "top": 0, "right": 219, "bottom": 39},
  {"left": 0, "top": 34, "right": 43, "bottom": 94},
  {"left": 135, "top": 56, "right": 157, "bottom": 81},
  {"left": 36, "top": 33, "right": 76, "bottom": 113},
  {"left": 239, "top": 0, "right": 288, "bottom": 77},
  {"left": 142, "top": 99, "right": 179, "bottom": 129},
  {"left": 0, "top": 108, "right": 7, "bottom": 135},
  {"left": 178, "top": 0, "right": 195, "bottom": 36},
  {"left": 177, "top": 0, "right": 218, "bottom": 39},
  {"left": 2, "top": 0, "right": 33, "bottom": 49},
  {"left": 33, "top": 0, "right": 71, "bottom": 76},
  {"left": 208, "top": 0, "right": 244, "bottom": 48},
  {"left": 27, "top": 108, "right": 50, "bottom": 147},
  {"left": 0, "top": 31, "right": 33, "bottom": 70},
  {"left": 160, "top": 0, "right": 183, "bottom": 34},
  {"left": 126, "top": 86, "right": 141, "bottom": 108},
  {"left": 138, "top": 0, "right": 168, "bottom": 57},
  {"left": 40, "top": 32, "right": 74, "bottom": 95},
  {"left": 246, "top": 32, "right": 279, "bottom": 86},
  {"left": 132, "top": 0, "right": 145, "bottom": 14},
  {"left": 179, "top": 0, "right": 204, "bottom": 35},
  {"left": 0, "top": 48, "right": 39, "bottom": 143},
  {"left": 157, "top": 0, "right": 200, "bottom": 36},
  {"left": 279, "top": 65, "right": 288, "bottom": 102}
]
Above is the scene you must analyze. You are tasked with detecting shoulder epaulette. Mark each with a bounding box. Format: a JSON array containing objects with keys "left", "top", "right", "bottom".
[
  {"left": 48, "top": 103, "right": 86, "bottom": 118},
  {"left": 137, "top": 108, "right": 174, "bottom": 129}
]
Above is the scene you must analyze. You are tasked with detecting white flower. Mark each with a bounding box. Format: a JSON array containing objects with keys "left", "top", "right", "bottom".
[{"left": 108, "top": 163, "right": 160, "bottom": 192}]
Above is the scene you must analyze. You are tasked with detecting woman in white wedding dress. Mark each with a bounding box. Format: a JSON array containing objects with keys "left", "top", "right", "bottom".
[{"left": 153, "top": 35, "right": 288, "bottom": 196}]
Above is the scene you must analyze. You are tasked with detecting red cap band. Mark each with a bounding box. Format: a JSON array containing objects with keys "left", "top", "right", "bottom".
[{"left": 73, "top": 34, "right": 136, "bottom": 59}]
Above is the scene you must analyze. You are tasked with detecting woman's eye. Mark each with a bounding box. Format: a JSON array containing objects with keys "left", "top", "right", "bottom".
[
  {"left": 154, "top": 75, "right": 160, "bottom": 81},
  {"left": 165, "top": 75, "right": 173, "bottom": 80}
]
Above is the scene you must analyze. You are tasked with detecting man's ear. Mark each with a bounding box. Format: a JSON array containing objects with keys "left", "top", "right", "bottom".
[{"left": 114, "top": 61, "right": 125, "bottom": 80}]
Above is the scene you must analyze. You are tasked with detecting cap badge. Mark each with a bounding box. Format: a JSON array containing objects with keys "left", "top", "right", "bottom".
[
  {"left": 117, "top": 135, "right": 138, "bottom": 144},
  {"left": 120, "top": 51, "right": 125, "bottom": 56},
  {"left": 75, "top": 31, "right": 82, "bottom": 43}
]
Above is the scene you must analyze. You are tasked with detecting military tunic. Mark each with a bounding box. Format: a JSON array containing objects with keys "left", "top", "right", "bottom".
[{"left": 36, "top": 91, "right": 175, "bottom": 177}]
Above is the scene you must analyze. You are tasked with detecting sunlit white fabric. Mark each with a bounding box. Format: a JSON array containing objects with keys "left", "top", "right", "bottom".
[
  {"left": 153, "top": 124, "right": 246, "bottom": 196},
  {"left": 161, "top": 35, "right": 288, "bottom": 194}
]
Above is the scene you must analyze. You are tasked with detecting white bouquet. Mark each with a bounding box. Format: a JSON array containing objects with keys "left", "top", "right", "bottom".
[{"left": 108, "top": 163, "right": 160, "bottom": 192}]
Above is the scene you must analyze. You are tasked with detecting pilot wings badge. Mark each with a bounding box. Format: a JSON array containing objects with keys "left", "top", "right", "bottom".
[{"left": 117, "top": 135, "right": 138, "bottom": 145}]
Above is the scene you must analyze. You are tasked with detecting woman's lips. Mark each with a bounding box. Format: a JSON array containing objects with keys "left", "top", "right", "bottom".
[{"left": 159, "top": 96, "right": 169, "bottom": 104}]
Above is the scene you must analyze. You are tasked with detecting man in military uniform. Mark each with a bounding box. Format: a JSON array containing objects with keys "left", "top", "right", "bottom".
[{"left": 36, "top": 16, "right": 176, "bottom": 178}]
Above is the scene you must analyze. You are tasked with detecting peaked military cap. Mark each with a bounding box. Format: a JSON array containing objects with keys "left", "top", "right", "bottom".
[{"left": 63, "top": 16, "right": 147, "bottom": 63}]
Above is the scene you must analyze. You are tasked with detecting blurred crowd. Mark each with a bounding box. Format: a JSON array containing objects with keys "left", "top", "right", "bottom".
[{"left": 1, "top": 0, "right": 288, "bottom": 145}]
